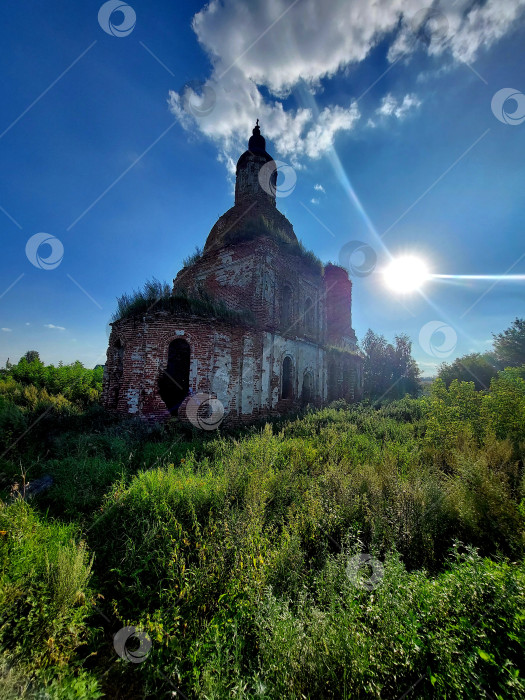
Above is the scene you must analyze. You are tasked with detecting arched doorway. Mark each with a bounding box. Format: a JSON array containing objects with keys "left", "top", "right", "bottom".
[
  {"left": 282, "top": 356, "right": 293, "bottom": 399},
  {"left": 159, "top": 338, "right": 191, "bottom": 415}
]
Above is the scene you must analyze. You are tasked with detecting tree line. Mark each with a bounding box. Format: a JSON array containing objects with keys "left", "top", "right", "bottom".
[{"left": 360, "top": 318, "right": 524, "bottom": 400}]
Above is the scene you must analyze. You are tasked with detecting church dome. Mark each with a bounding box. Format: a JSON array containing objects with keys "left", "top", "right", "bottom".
[
  {"left": 203, "top": 122, "right": 298, "bottom": 254},
  {"left": 247, "top": 120, "right": 267, "bottom": 154}
]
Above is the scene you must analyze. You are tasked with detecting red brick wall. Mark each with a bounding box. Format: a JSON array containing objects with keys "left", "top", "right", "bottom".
[
  {"left": 323, "top": 263, "right": 356, "bottom": 347},
  {"left": 103, "top": 235, "right": 363, "bottom": 423}
]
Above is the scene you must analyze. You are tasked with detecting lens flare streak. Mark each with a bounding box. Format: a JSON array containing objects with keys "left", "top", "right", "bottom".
[{"left": 431, "top": 274, "right": 525, "bottom": 280}]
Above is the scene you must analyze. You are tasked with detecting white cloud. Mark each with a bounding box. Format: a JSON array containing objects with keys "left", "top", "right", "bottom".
[
  {"left": 1, "top": 328, "right": 12, "bottom": 332},
  {"left": 169, "top": 0, "right": 525, "bottom": 166},
  {"left": 376, "top": 93, "right": 422, "bottom": 120},
  {"left": 169, "top": 76, "right": 359, "bottom": 167},
  {"left": 389, "top": 0, "right": 525, "bottom": 64},
  {"left": 44, "top": 324, "right": 66, "bottom": 331},
  {"left": 310, "top": 198, "right": 320, "bottom": 205},
  {"left": 25, "top": 322, "right": 30, "bottom": 326},
  {"left": 314, "top": 184, "right": 325, "bottom": 193}
]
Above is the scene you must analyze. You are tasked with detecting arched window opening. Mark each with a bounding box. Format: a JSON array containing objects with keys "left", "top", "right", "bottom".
[
  {"left": 281, "top": 285, "right": 293, "bottom": 329},
  {"left": 282, "top": 356, "right": 293, "bottom": 400},
  {"left": 302, "top": 370, "right": 313, "bottom": 404},
  {"left": 304, "top": 297, "right": 315, "bottom": 336},
  {"left": 159, "top": 338, "right": 191, "bottom": 415}
]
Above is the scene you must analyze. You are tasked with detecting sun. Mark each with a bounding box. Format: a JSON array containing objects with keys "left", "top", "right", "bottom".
[{"left": 383, "top": 255, "right": 430, "bottom": 293}]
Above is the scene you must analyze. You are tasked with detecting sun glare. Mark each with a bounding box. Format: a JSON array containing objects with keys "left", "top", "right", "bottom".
[{"left": 383, "top": 255, "right": 430, "bottom": 293}]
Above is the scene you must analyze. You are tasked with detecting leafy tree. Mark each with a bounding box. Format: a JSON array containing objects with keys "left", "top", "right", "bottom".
[
  {"left": 437, "top": 352, "right": 497, "bottom": 390},
  {"left": 23, "top": 350, "right": 41, "bottom": 364},
  {"left": 482, "top": 367, "right": 525, "bottom": 445},
  {"left": 4, "top": 355, "right": 103, "bottom": 408},
  {"left": 362, "top": 329, "right": 420, "bottom": 400},
  {"left": 492, "top": 318, "right": 525, "bottom": 368}
]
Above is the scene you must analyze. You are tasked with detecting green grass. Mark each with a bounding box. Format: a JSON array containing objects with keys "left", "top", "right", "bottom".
[{"left": 0, "top": 370, "right": 524, "bottom": 697}]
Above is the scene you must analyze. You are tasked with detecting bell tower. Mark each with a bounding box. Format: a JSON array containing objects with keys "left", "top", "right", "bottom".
[{"left": 234, "top": 120, "right": 277, "bottom": 207}]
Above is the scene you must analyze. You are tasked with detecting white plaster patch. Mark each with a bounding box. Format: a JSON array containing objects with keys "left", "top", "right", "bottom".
[
  {"left": 126, "top": 388, "right": 140, "bottom": 414},
  {"left": 211, "top": 343, "right": 232, "bottom": 414},
  {"left": 241, "top": 335, "right": 256, "bottom": 414}
]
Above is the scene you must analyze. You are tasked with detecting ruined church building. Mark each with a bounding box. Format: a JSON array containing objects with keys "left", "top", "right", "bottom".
[{"left": 103, "top": 123, "right": 363, "bottom": 423}]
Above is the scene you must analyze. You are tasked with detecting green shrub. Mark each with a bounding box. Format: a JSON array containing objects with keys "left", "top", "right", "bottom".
[{"left": 0, "top": 500, "right": 94, "bottom": 689}]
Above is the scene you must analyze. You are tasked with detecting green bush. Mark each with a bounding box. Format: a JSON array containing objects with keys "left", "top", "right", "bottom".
[{"left": 0, "top": 500, "right": 98, "bottom": 696}]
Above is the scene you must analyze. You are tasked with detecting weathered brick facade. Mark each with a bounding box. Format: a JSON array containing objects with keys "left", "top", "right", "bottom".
[{"left": 103, "top": 124, "right": 363, "bottom": 424}]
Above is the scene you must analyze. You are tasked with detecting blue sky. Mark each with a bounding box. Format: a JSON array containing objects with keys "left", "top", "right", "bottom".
[{"left": 1, "top": 0, "right": 524, "bottom": 376}]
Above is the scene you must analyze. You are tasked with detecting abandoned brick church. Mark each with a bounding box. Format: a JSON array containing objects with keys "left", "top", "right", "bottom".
[{"left": 102, "top": 123, "right": 363, "bottom": 424}]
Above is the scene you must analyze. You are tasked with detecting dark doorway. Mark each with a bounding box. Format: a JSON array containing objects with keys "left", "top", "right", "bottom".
[
  {"left": 282, "top": 356, "right": 293, "bottom": 399},
  {"left": 159, "top": 339, "right": 191, "bottom": 415}
]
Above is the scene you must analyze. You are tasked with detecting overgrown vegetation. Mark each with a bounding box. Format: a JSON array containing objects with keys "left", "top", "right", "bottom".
[
  {"left": 0, "top": 353, "right": 103, "bottom": 459},
  {"left": 1, "top": 357, "right": 524, "bottom": 698},
  {"left": 222, "top": 215, "right": 324, "bottom": 274},
  {"left": 111, "top": 278, "right": 255, "bottom": 326},
  {"left": 437, "top": 317, "right": 525, "bottom": 388}
]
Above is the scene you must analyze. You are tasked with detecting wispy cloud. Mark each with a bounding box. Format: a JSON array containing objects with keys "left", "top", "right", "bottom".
[
  {"left": 1, "top": 327, "right": 12, "bottom": 332},
  {"left": 310, "top": 197, "right": 320, "bottom": 205},
  {"left": 44, "top": 323, "right": 66, "bottom": 331},
  {"left": 168, "top": 0, "right": 524, "bottom": 167},
  {"left": 314, "top": 183, "right": 325, "bottom": 193},
  {"left": 376, "top": 93, "right": 422, "bottom": 120}
]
